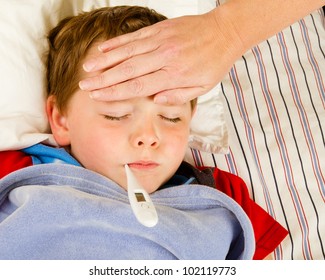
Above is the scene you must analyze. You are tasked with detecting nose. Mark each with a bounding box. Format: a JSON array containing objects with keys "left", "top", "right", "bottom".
[{"left": 131, "top": 122, "right": 160, "bottom": 148}]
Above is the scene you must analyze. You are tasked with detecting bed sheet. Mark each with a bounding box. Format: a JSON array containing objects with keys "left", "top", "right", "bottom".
[{"left": 185, "top": 8, "right": 325, "bottom": 260}]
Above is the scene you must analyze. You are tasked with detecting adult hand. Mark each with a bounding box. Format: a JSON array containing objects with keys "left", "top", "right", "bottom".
[
  {"left": 79, "top": 9, "right": 243, "bottom": 104},
  {"left": 79, "top": 0, "right": 324, "bottom": 104}
]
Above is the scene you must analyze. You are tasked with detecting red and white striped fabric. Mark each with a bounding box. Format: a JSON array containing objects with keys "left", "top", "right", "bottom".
[{"left": 185, "top": 8, "right": 325, "bottom": 259}]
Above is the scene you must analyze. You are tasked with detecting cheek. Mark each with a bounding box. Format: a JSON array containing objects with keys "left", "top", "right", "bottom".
[
  {"left": 69, "top": 123, "right": 124, "bottom": 168},
  {"left": 163, "top": 126, "right": 190, "bottom": 156}
]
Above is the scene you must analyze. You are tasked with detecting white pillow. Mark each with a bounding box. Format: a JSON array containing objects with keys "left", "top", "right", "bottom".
[{"left": 0, "top": 0, "right": 228, "bottom": 154}]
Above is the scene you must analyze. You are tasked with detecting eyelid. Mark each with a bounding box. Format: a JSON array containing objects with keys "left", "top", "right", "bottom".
[
  {"left": 159, "top": 115, "right": 181, "bottom": 123},
  {"left": 103, "top": 114, "right": 130, "bottom": 121}
]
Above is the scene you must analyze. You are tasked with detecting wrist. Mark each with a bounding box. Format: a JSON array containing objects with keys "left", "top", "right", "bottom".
[{"left": 207, "top": 6, "right": 246, "bottom": 64}]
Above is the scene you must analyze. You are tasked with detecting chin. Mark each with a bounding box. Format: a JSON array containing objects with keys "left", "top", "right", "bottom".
[
  {"left": 140, "top": 180, "right": 161, "bottom": 194},
  {"left": 144, "top": 185, "right": 160, "bottom": 194}
]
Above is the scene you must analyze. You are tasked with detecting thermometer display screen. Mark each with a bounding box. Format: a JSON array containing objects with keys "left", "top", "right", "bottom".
[{"left": 135, "top": 192, "right": 146, "bottom": 202}]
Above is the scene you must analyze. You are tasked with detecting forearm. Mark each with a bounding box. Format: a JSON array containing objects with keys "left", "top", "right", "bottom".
[
  {"left": 79, "top": 0, "right": 324, "bottom": 102},
  {"left": 213, "top": 0, "right": 324, "bottom": 55}
]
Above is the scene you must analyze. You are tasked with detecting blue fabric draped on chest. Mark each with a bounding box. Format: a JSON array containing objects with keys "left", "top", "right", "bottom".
[{"left": 0, "top": 164, "right": 255, "bottom": 260}]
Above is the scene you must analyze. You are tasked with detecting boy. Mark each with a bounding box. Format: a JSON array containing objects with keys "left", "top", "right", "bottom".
[{"left": 0, "top": 6, "right": 287, "bottom": 259}]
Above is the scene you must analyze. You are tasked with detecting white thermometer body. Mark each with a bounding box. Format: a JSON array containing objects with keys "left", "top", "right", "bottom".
[{"left": 125, "top": 165, "right": 158, "bottom": 227}]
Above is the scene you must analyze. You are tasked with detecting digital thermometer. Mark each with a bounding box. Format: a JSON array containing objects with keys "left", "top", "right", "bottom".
[{"left": 125, "top": 164, "right": 158, "bottom": 227}]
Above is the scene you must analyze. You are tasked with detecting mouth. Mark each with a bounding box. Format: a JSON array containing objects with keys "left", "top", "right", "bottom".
[{"left": 127, "top": 161, "right": 159, "bottom": 170}]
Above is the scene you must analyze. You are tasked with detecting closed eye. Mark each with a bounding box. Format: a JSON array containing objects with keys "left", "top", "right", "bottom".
[
  {"left": 103, "top": 114, "right": 129, "bottom": 121},
  {"left": 159, "top": 115, "right": 181, "bottom": 123}
]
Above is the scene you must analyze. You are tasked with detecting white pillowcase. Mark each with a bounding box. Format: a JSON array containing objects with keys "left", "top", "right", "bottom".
[{"left": 0, "top": 0, "right": 228, "bottom": 153}]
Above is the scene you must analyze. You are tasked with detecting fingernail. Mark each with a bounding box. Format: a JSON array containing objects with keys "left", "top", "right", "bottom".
[
  {"left": 83, "top": 59, "right": 96, "bottom": 72},
  {"left": 99, "top": 42, "right": 110, "bottom": 52},
  {"left": 154, "top": 95, "right": 168, "bottom": 104},
  {"left": 89, "top": 91, "right": 102, "bottom": 100},
  {"left": 79, "top": 80, "right": 89, "bottom": 90},
  {"left": 98, "top": 44, "right": 105, "bottom": 52}
]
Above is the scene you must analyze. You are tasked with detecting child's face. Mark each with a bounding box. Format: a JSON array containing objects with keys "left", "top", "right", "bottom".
[{"left": 48, "top": 44, "right": 194, "bottom": 193}]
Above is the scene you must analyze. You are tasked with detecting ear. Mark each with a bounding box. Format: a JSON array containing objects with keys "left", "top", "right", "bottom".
[{"left": 46, "top": 95, "right": 71, "bottom": 146}]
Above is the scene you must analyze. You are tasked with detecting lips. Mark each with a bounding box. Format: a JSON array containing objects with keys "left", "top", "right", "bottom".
[{"left": 127, "top": 161, "right": 159, "bottom": 170}]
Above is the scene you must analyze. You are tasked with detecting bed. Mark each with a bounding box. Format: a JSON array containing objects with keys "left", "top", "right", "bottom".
[
  {"left": 185, "top": 1, "right": 325, "bottom": 260},
  {"left": 0, "top": 0, "right": 324, "bottom": 260}
]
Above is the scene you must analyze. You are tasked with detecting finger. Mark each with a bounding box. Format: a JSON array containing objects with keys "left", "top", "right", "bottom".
[
  {"left": 80, "top": 46, "right": 165, "bottom": 91},
  {"left": 99, "top": 23, "right": 159, "bottom": 52},
  {"left": 88, "top": 69, "right": 176, "bottom": 101},
  {"left": 83, "top": 38, "right": 158, "bottom": 73},
  {"left": 82, "top": 23, "right": 162, "bottom": 72},
  {"left": 88, "top": 70, "right": 209, "bottom": 104}
]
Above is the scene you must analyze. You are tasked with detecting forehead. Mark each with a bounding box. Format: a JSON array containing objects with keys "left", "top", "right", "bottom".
[
  {"left": 94, "top": 96, "right": 192, "bottom": 113},
  {"left": 79, "top": 44, "right": 193, "bottom": 111}
]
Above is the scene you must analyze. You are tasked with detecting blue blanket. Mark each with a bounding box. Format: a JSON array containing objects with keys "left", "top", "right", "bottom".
[{"left": 0, "top": 164, "right": 255, "bottom": 260}]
